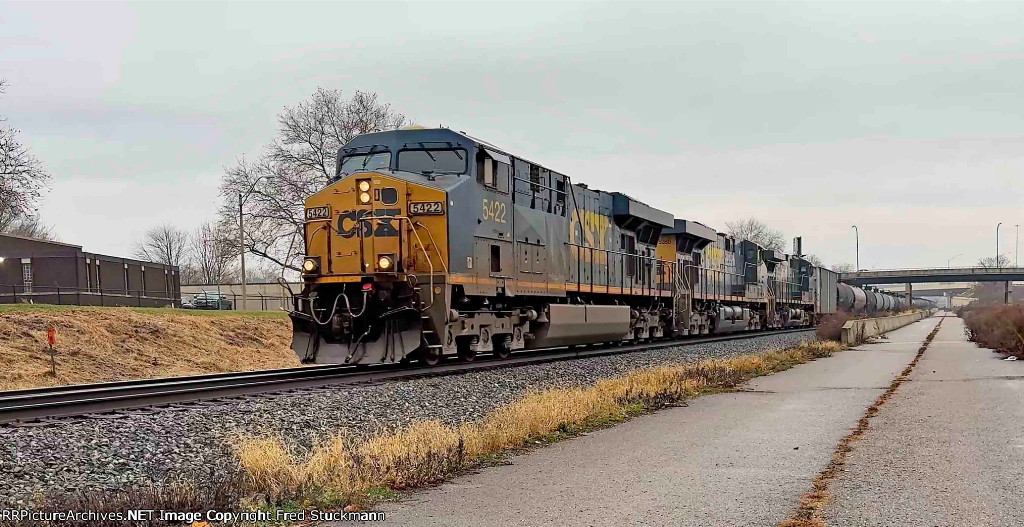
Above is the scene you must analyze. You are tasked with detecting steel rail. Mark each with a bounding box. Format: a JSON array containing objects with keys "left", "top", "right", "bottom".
[{"left": 0, "top": 328, "right": 816, "bottom": 426}]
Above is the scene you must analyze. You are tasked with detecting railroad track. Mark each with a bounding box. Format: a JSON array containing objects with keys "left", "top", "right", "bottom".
[{"left": 0, "top": 328, "right": 816, "bottom": 426}]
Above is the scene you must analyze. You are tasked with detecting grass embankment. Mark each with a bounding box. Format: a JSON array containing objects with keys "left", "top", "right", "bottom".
[
  {"left": 237, "top": 340, "right": 843, "bottom": 512},
  {"left": 958, "top": 303, "right": 1024, "bottom": 358},
  {"left": 0, "top": 305, "right": 295, "bottom": 391}
]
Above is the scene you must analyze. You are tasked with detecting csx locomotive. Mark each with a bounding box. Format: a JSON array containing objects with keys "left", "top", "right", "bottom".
[{"left": 290, "top": 127, "right": 856, "bottom": 365}]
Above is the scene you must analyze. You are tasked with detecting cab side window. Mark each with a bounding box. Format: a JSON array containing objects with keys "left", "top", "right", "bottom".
[{"left": 477, "top": 152, "right": 510, "bottom": 193}]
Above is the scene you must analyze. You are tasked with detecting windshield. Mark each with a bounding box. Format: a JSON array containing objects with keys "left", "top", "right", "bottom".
[
  {"left": 339, "top": 152, "right": 391, "bottom": 174},
  {"left": 397, "top": 148, "right": 467, "bottom": 175}
]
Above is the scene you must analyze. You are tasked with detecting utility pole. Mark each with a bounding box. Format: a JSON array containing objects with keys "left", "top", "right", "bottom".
[
  {"left": 1016, "top": 224, "right": 1019, "bottom": 268},
  {"left": 851, "top": 225, "right": 859, "bottom": 271},
  {"left": 239, "top": 192, "right": 246, "bottom": 312}
]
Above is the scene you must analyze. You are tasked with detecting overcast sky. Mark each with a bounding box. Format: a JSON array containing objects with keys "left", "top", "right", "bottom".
[{"left": 2, "top": 1, "right": 1023, "bottom": 270}]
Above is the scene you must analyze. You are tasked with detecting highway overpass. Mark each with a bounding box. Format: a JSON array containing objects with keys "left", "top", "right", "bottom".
[
  {"left": 840, "top": 267, "right": 1024, "bottom": 285},
  {"left": 841, "top": 267, "right": 1022, "bottom": 304}
]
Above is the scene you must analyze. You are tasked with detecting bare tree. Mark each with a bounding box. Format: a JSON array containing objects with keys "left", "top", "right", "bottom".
[
  {"left": 802, "top": 254, "right": 823, "bottom": 267},
  {"left": 187, "top": 222, "right": 238, "bottom": 285},
  {"left": 977, "top": 255, "right": 1010, "bottom": 269},
  {"left": 831, "top": 262, "right": 855, "bottom": 273},
  {"left": 2, "top": 215, "right": 56, "bottom": 241},
  {"left": 971, "top": 255, "right": 1013, "bottom": 304},
  {"left": 132, "top": 224, "right": 189, "bottom": 267},
  {"left": 220, "top": 89, "right": 408, "bottom": 272},
  {"left": 0, "top": 80, "right": 52, "bottom": 234},
  {"left": 725, "top": 217, "right": 786, "bottom": 252}
]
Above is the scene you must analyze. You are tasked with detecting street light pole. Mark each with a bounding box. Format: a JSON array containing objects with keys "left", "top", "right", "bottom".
[
  {"left": 947, "top": 253, "right": 962, "bottom": 268},
  {"left": 997, "top": 222, "right": 1002, "bottom": 269},
  {"left": 851, "top": 225, "right": 859, "bottom": 271},
  {"left": 1016, "top": 224, "right": 1019, "bottom": 268}
]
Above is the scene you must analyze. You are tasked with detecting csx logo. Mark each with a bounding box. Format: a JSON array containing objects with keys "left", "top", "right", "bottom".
[{"left": 338, "top": 209, "right": 400, "bottom": 238}]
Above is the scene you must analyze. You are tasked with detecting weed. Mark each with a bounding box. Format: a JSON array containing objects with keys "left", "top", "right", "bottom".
[{"left": 958, "top": 303, "right": 1024, "bottom": 357}]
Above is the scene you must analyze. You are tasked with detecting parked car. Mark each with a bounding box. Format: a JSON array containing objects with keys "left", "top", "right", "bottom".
[
  {"left": 180, "top": 296, "right": 195, "bottom": 309},
  {"left": 192, "top": 291, "right": 233, "bottom": 310}
]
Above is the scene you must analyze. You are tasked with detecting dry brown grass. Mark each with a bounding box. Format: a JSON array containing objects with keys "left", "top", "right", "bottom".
[
  {"left": 237, "top": 340, "right": 844, "bottom": 509},
  {"left": 0, "top": 306, "right": 297, "bottom": 391},
  {"left": 779, "top": 317, "right": 943, "bottom": 527},
  {"left": 959, "top": 303, "right": 1024, "bottom": 357}
]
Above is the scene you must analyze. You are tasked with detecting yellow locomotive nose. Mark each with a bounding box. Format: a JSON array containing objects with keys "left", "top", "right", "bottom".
[{"left": 300, "top": 171, "right": 449, "bottom": 278}]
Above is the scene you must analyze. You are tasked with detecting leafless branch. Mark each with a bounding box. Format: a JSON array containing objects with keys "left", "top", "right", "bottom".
[
  {"left": 724, "top": 217, "right": 786, "bottom": 252},
  {"left": 219, "top": 89, "right": 408, "bottom": 271},
  {"left": 0, "top": 79, "right": 52, "bottom": 234},
  {"left": 132, "top": 224, "right": 189, "bottom": 266}
]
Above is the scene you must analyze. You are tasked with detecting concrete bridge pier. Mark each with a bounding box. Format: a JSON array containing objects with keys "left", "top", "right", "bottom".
[{"left": 905, "top": 283, "right": 912, "bottom": 304}]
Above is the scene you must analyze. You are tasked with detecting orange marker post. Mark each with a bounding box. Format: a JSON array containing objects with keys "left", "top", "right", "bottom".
[{"left": 46, "top": 326, "right": 57, "bottom": 375}]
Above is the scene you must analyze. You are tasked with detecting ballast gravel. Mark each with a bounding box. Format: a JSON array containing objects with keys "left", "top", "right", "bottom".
[{"left": 0, "top": 331, "right": 812, "bottom": 506}]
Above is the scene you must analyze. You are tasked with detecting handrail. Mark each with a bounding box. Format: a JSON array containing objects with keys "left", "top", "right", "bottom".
[
  {"left": 413, "top": 221, "right": 450, "bottom": 274},
  {"left": 564, "top": 242, "right": 675, "bottom": 264},
  {"left": 357, "top": 215, "right": 438, "bottom": 311},
  {"left": 564, "top": 242, "right": 676, "bottom": 296}
]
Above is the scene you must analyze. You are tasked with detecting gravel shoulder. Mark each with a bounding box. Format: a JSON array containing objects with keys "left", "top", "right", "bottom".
[
  {"left": 0, "top": 331, "right": 811, "bottom": 506},
  {"left": 824, "top": 315, "right": 1024, "bottom": 527}
]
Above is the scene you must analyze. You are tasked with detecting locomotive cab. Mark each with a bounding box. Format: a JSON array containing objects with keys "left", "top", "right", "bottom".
[{"left": 291, "top": 134, "right": 456, "bottom": 365}]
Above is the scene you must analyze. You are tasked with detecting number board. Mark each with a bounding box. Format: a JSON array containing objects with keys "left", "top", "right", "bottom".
[
  {"left": 409, "top": 201, "right": 445, "bottom": 216},
  {"left": 305, "top": 206, "right": 331, "bottom": 220}
]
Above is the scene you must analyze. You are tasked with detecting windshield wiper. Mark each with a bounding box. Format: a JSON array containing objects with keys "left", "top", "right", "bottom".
[
  {"left": 361, "top": 145, "right": 382, "bottom": 169},
  {"left": 447, "top": 142, "right": 463, "bottom": 160},
  {"left": 417, "top": 143, "right": 437, "bottom": 162}
]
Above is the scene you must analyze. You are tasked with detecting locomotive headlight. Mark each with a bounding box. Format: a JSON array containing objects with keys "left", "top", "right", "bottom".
[
  {"left": 302, "top": 257, "right": 319, "bottom": 274},
  {"left": 377, "top": 255, "right": 393, "bottom": 270},
  {"left": 357, "top": 180, "right": 371, "bottom": 192},
  {"left": 359, "top": 191, "right": 372, "bottom": 204}
]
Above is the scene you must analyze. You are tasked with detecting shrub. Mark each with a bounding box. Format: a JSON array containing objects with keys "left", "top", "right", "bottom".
[
  {"left": 816, "top": 311, "right": 851, "bottom": 341},
  {"left": 960, "top": 304, "right": 1024, "bottom": 357}
]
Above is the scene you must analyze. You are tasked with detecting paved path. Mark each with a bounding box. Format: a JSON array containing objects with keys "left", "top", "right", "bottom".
[
  {"left": 824, "top": 314, "right": 1024, "bottom": 526},
  {"left": 353, "top": 317, "right": 941, "bottom": 527}
]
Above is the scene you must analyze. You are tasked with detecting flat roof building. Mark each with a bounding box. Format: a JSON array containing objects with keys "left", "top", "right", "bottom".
[{"left": 0, "top": 234, "right": 180, "bottom": 307}]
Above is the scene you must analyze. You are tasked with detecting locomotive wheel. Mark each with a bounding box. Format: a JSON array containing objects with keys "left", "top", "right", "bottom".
[
  {"left": 492, "top": 338, "right": 511, "bottom": 360},
  {"left": 420, "top": 346, "right": 442, "bottom": 367},
  {"left": 457, "top": 339, "right": 477, "bottom": 362}
]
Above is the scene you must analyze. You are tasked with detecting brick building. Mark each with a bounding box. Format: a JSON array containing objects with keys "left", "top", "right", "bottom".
[{"left": 0, "top": 234, "right": 180, "bottom": 307}]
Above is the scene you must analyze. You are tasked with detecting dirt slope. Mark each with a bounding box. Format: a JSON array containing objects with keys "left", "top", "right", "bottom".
[{"left": 0, "top": 307, "right": 299, "bottom": 391}]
